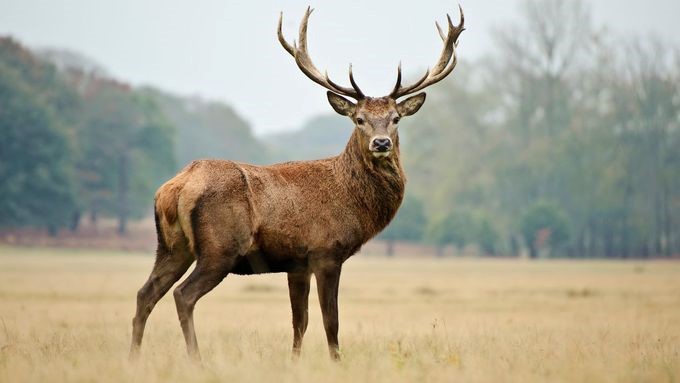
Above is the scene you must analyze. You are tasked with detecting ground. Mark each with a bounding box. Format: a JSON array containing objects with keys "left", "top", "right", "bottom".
[{"left": 0, "top": 246, "right": 678, "bottom": 383}]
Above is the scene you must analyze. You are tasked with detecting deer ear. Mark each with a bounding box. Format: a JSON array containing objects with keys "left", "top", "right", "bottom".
[
  {"left": 397, "top": 93, "right": 426, "bottom": 117},
  {"left": 327, "top": 92, "right": 356, "bottom": 117}
]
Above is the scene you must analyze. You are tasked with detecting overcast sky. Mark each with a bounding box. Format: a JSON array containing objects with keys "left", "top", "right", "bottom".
[{"left": 1, "top": 0, "right": 679, "bottom": 135}]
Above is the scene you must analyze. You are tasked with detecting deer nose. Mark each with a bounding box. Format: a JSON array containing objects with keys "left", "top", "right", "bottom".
[{"left": 372, "top": 137, "right": 392, "bottom": 152}]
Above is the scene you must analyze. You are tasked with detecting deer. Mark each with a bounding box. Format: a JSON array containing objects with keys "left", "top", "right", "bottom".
[{"left": 129, "top": 5, "right": 465, "bottom": 361}]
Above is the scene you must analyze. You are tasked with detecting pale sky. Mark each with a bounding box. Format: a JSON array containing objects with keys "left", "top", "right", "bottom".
[{"left": 1, "top": 0, "right": 679, "bottom": 135}]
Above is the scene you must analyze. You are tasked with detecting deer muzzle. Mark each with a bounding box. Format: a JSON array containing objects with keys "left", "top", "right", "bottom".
[{"left": 370, "top": 136, "right": 393, "bottom": 157}]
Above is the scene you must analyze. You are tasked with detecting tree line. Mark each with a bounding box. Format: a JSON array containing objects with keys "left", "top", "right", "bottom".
[
  {"left": 0, "top": 38, "right": 266, "bottom": 234},
  {"left": 0, "top": 38, "right": 175, "bottom": 233},
  {"left": 386, "top": 0, "right": 680, "bottom": 258},
  {"left": 1, "top": 0, "right": 678, "bottom": 258}
]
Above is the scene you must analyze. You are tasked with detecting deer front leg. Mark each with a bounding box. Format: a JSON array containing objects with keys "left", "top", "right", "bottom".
[
  {"left": 314, "top": 264, "right": 342, "bottom": 360},
  {"left": 288, "top": 272, "right": 311, "bottom": 357}
]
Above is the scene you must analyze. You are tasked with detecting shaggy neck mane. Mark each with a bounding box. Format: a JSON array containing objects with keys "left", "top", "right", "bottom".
[{"left": 335, "top": 128, "right": 406, "bottom": 239}]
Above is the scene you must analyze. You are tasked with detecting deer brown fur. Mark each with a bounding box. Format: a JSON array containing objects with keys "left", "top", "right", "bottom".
[{"left": 130, "top": 6, "right": 464, "bottom": 361}]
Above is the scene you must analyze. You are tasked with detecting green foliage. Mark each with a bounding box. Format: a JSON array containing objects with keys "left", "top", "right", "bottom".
[
  {"left": 427, "top": 210, "right": 475, "bottom": 251},
  {"left": 380, "top": 195, "right": 427, "bottom": 242},
  {"left": 403, "top": 1, "right": 680, "bottom": 258},
  {"left": 2, "top": 0, "right": 679, "bottom": 256},
  {"left": 0, "top": 39, "right": 179, "bottom": 233},
  {"left": 520, "top": 202, "right": 570, "bottom": 258},
  {"left": 0, "top": 38, "right": 273, "bottom": 234},
  {"left": 475, "top": 216, "right": 500, "bottom": 256},
  {"left": 0, "top": 38, "right": 77, "bottom": 230},
  {"left": 425, "top": 210, "right": 501, "bottom": 256},
  {"left": 377, "top": 195, "right": 426, "bottom": 256},
  {"left": 73, "top": 77, "right": 176, "bottom": 231}
]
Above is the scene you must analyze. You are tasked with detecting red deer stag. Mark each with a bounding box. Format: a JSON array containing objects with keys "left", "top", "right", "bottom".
[{"left": 130, "top": 5, "right": 465, "bottom": 361}]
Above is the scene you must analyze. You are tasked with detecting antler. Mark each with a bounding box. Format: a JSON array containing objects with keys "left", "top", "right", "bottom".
[
  {"left": 390, "top": 5, "right": 465, "bottom": 99},
  {"left": 278, "top": 7, "right": 365, "bottom": 99}
]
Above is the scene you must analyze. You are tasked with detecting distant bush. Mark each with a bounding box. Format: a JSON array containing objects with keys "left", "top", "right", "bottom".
[
  {"left": 379, "top": 195, "right": 427, "bottom": 256},
  {"left": 474, "top": 215, "right": 500, "bottom": 256},
  {"left": 427, "top": 210, "right": 474, "bottom": 256},
  {"left": 520, "top": 202, "right": 570, "bottom": 258}
]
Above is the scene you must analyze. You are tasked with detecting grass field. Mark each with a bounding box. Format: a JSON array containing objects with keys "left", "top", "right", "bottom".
[{"left": 0, "top": 246, "right": 679, "bottom": 382}]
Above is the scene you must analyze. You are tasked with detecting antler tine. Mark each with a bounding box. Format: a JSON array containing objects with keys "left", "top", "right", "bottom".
[
  {"left": 391, "top": 62, "right": 403, "bottom": 96},
  {"left": 391, "top": 4, "right": 465, "bottom": 99},
  {"left": 431, "top": 14, "right": 457, "bottom": 75},
  {"left": 326, "top": 68, "right": 358, "bottom": 98},
  {"left": 435, "top": 21, "right": 446, "bottom": 42},
  {"left": 278, "top": 7, "right": 364, "bottom": 99},
  {"left": 277, "top": 12, "right": 295, "bottom": 57},
  {"left": 348, "top": 64, "right": 365, "bottom": 98},
  {"left": 390, "top": 66, "right": 431, "bottom": 98}
]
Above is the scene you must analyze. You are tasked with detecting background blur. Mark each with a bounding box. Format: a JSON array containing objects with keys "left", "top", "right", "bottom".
[{"left": 1, "top": 0, "right": 679, "bottom": 258}]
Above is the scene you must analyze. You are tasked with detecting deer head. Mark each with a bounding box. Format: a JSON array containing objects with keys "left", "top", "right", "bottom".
[{"left": 278, "top": 6, "right": 465, "bottom": 159}]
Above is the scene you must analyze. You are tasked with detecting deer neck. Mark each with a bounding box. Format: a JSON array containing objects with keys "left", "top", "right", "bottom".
[{"left": 336, "top": 129, "right": 406, "bottom": 237}]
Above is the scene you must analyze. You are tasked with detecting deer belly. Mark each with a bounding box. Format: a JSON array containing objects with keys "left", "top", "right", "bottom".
[
  {"left": 231, "top": 250, "right": 308, "bottom": 275},
  {"left": 254, "top": 221, "right": 364, "bottom": 264}
]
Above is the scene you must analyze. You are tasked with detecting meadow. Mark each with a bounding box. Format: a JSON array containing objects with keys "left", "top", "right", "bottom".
[{"left": 0, "top": 246, "right": 678, "bottom": 382}]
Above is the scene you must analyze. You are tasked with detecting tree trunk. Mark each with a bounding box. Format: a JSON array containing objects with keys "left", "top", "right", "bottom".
[
  {"left": 70, "top": 210, "right": 81, "bottom": 232},
  {"left": 662, "top": 179, "right": 672, "bottom": 257},
  {"left": 510, "top": 236, "right": 519, "bottom": 257},
  {"left": 386, "top": 240, "right": 395, "bottom": 257},
  {"left": 90, "top": 209, "right": 98, "bottom": 232},
  {"left": 528, "top": 243, "right": 538, "bottom": 259},
  {"left": 117, "top": 152, "right": 129, "bottom": 235},
  {"left": 621, "top": 152, "right": 637, "bottom": 258},
  {"left": 604, "top": 231, "right": 614, "bottom": 258},
  {"left": 576, "top": 229, "right": 584, "bottom": 259}
]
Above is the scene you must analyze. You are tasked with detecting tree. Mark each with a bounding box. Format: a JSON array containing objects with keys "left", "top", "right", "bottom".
[
  {"left": 474, "top": 216, "right": 500, "bottom": 256},
  {"left": 405, "top": 0, "right": 680, "bottom": 258},
  {"left": 520, "top": 202, "right": 570, "bottom": 258},
  {"left": 379, "top": 195, "right": 426, "bottom": 256},
  {"left": 72, "top": 75, "right": 175, "bottom": 233},
  {"left": 427, "top": 210, "right": 476, "bottom": 256},
  {"left": 0, "top": 38, "right": 78, "bottom": 232},
  {"left": 605, "top": 38, "right": 680, "bottom": 257}
]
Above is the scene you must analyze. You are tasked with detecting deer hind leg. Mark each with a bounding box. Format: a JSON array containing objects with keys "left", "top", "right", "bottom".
[
  {"left": 130, "top": 244, "right": 194, "bottom": 359},
  {"left": 315, "top": 264, "right": 342, "bottom": 361},
  {"left": 288, "top": 272, "right": 311, "bottom": 357},
  {"left": 174, "top": 190, "right": 253, "bottom": 361},
  {"left": 173, "top": 253, "right": 235, "bottom": 361}
]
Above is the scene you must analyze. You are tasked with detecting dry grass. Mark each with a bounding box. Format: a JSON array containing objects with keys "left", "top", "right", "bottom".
[{"left": 0, "top": 246, "right": 679, "bottom": 383}]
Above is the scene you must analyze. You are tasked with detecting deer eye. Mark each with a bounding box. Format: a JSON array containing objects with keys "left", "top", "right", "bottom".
[
  {"left": 393, "top": 117, "right": 400, "bottom": 124},
  {"left": 356, "top": 117, "right": 365, "bottom": 125}
]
